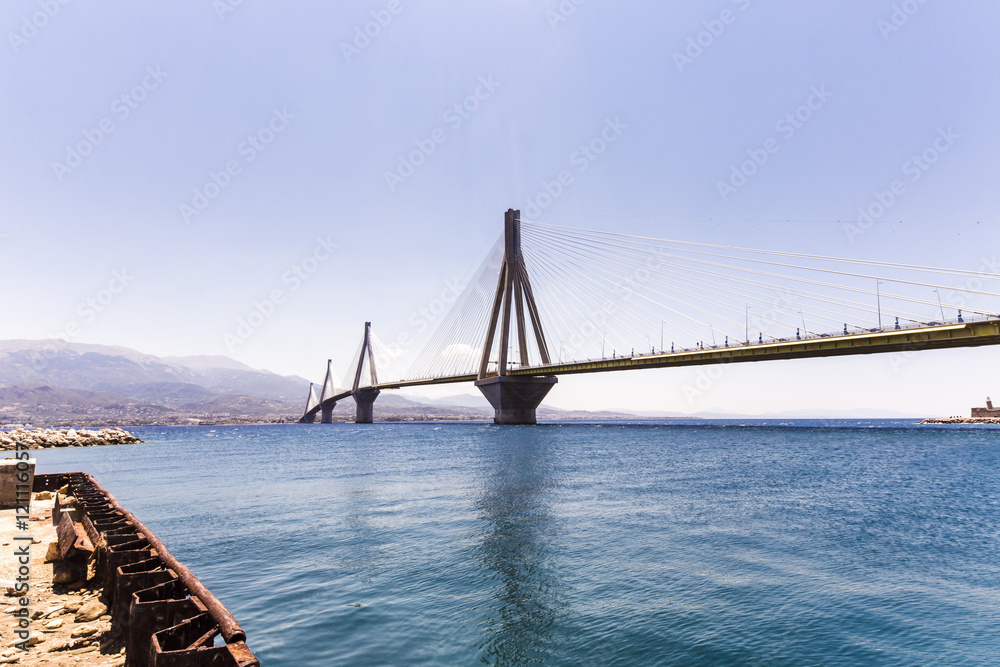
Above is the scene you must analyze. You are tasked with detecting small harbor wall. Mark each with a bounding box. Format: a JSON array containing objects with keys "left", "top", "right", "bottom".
[{"left": 1, "top": 428, "right": 142, "bottom": 450}]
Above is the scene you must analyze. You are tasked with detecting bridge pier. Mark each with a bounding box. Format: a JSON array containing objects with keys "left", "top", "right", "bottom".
[
  {"left": 353, "top": 389, "right": 380, "bottom": 424},
  {"left": 475, "top": 376, "right": 557, "bottom": 425},
  {"left": 321, "top": 402, "right": 336, "bottom": 424}
]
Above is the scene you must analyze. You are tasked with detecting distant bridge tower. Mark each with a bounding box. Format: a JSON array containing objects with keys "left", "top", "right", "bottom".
[
  {"left": 352, "top": 321, "right": 381, "bottom": 424},
  {"left": 475, "top": 209, "right": 557, "bottom": 424},
  {"left": 298, "top": 382, "right": 321, "bottom": 424},
  {"left": 319, "top": 359, "right": 337, "bottom": 423}
]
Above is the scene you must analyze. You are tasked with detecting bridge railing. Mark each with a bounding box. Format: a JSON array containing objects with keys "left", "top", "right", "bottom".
[{"left": 497, "top": 315, "right": 1000, "bottom": 373}]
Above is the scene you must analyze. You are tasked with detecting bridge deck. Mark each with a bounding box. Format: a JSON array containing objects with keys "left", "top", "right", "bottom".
[
  {"left": 303, "top": 320, "right": 1000, "bottom": 420},
  {"left": 370, "top": 319, "right": 1000, "bottom": 390}
]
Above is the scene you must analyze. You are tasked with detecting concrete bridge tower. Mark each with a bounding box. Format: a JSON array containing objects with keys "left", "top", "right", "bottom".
[
  {"left": 474, "top": 209, "right": 557, "bottom": 424},
  {"left": 352, "top": 321, "right": 380, "bottom": 424}
]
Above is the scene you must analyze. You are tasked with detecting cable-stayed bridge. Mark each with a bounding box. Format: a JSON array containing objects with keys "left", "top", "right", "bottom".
[{"left": 301, "top": 209, "right": 1000, "bottom": 425}]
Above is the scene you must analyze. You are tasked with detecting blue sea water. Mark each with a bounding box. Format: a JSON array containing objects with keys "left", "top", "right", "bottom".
[{"left": 32, "top": 420, "right": 1000, "bottom": 666}]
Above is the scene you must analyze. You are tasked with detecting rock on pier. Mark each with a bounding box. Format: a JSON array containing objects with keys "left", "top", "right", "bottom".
[{"left": 0, "top": 427, "right": 142, "bottom": 450}]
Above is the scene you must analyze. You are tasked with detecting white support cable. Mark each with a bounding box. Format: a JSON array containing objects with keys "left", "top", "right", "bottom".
[
  {"left": 528, "top": 235, "right": 755, "bottom": 337},
  {"left": 524, "top": 219, "right": 1000, "bottom": 281},
  {"left": 567, "top": 237, "right": 999, "bottom": 318},
  {"left": 396, "top": 218, "right": 1000, "bottom": 380},
  {"left": 522, "top": 244, "right": 650, "bottom": 355},
  {"left": 522, "top": 242, "right": 661, "bottom": 354},
  {"left": 633, "top": 260, "right": 870, "bottom": 334},
  {"left": 403, "top": 239, "right": 503, "bottom": 380},
  {"left": 549, "top": 239, "right": 905, "bottom": 332},
  {"left": 527, "top": 224, "right": 1000, "bottom": 304},
  {"left": 527, "top": 232, "right": 743, "bottom": 346},
  {"left": 524, "top": 237, "right": 726, "bottom": 348},
  {"left": 536, "top": 238, "right": 815, "bottom": 343},
  {"left": 527, "top": 233, "right": 771, "bottom": 339},
  {"left": 524, "top": 223, "right": 979, "bottom": 340},
  {"left": 641, "top": 254, "right": 933, "bottom": 324},
  {"left": 524, "top": 239, "right": 704, "bottom": 345},
  {"left": 519, "top": 252, "right": 623, "bottom": 361}
]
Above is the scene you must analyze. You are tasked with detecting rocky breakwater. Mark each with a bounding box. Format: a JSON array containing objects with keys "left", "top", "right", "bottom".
[
  {"left": 0, "top": 427, "right": 142, "bottom": 450},
  {"left": 920, "top": 417, "right": 1000, "bottom": 424}
]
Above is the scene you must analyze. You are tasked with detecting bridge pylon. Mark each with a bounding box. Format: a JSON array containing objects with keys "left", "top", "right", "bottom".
[
  {"left": 352, "top": 321, "right": 380, "bottom": 424},
  {"left": 298, "top": 382, "right": 321, "bottom": 423},
  {"left": 475, "top": 209, "right": 557, "bottom": 424},
  {"left": 319, "top": 359, "right": 338, "bottom": 423}
]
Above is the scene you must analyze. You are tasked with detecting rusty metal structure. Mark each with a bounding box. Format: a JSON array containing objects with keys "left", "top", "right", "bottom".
[{"left": 35, "top": 473, "right": 259, "bottom": 667}]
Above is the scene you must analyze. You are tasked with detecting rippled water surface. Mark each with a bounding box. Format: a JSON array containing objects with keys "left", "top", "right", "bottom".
[{"left": 34, "top": 421, "right": 1000, "bottom": 665}]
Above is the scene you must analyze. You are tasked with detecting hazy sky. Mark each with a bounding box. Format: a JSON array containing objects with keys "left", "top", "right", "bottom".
[{"left": 2, "top": 1, "right": 999, "bottom": 416}]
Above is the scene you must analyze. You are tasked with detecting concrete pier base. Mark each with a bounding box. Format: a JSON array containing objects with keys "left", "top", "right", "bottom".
[
  {"left": 321, "top": 402, "right": 336, "bottom": 424},
  {"left": 0, "top": 458, "right": 35, "bottom": 510},
  {"left": 353, "top": 389, "right": 380, "bottom": 424},
  {"left": 475, "top": 376, "right": 557, "bottom": 425}
]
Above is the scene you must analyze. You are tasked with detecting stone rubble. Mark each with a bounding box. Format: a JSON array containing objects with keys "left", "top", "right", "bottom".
[
  {"left": 1, "top": 493, "right": 126, "bottom": 666},
  {"left": 920, "top": 417, "right": 1000, "bottom": 424},
  {"left": 0, "top": 428, "right": 142, "bottom": 450}
]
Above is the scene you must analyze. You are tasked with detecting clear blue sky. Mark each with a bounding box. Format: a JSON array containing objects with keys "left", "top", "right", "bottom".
[{"left": 2, "top": 1, "right": 999, "bottom": 416}]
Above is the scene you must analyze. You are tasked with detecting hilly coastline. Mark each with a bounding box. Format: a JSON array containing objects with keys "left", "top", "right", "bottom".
[
  {"left": 0, "top": 340, "right": 651, "bottom": 426},
  {"left": 0, "top": 340, "right": 309, "bottom": 426}
]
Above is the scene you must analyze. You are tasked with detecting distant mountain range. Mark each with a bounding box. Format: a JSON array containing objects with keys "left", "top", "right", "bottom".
[
  {"left": 0, "top": 340, "right": 921, "bottom": 426},
  {"left": 0, "top": 339, "right": 649, "bottom": 426},
  {"left": 0, "top": 340, "right": 307, "bottom": 400},
  {"left": 0, "top": 340, "right": 308, "bottom": 426}
]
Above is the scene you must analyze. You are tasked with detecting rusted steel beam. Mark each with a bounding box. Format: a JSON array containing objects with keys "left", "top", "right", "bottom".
[
  {"left": 34, "top": 472, "right": 258, "bottom": 665},
  {"left": 81, "top": 474, "right": 248, "bottom": 645},
  {"left": 56, "top": 510, "right": 93, "bottom": 560},
  {"left": 150, "top": 613, "right": 257, "bottom": 667},
  {"left": 129, "top": 583, "right": 206, "bottom": 667},
  {"left": 113, "top": 560, "right": 176, "bottom": 636},
  {"left": 32, "top": 473, "right": 73, "bottom": 492},
  {"left": 80, "top": 513, "right": 101, "bottom": 546}
]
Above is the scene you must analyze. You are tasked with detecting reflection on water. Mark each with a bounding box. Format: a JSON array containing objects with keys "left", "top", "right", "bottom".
[
  {"left": 337, "top": 483, "right": 387, "bottom": 581},
  {"left": 474, "top": 428, "right": 567, "bottom": 665}
]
